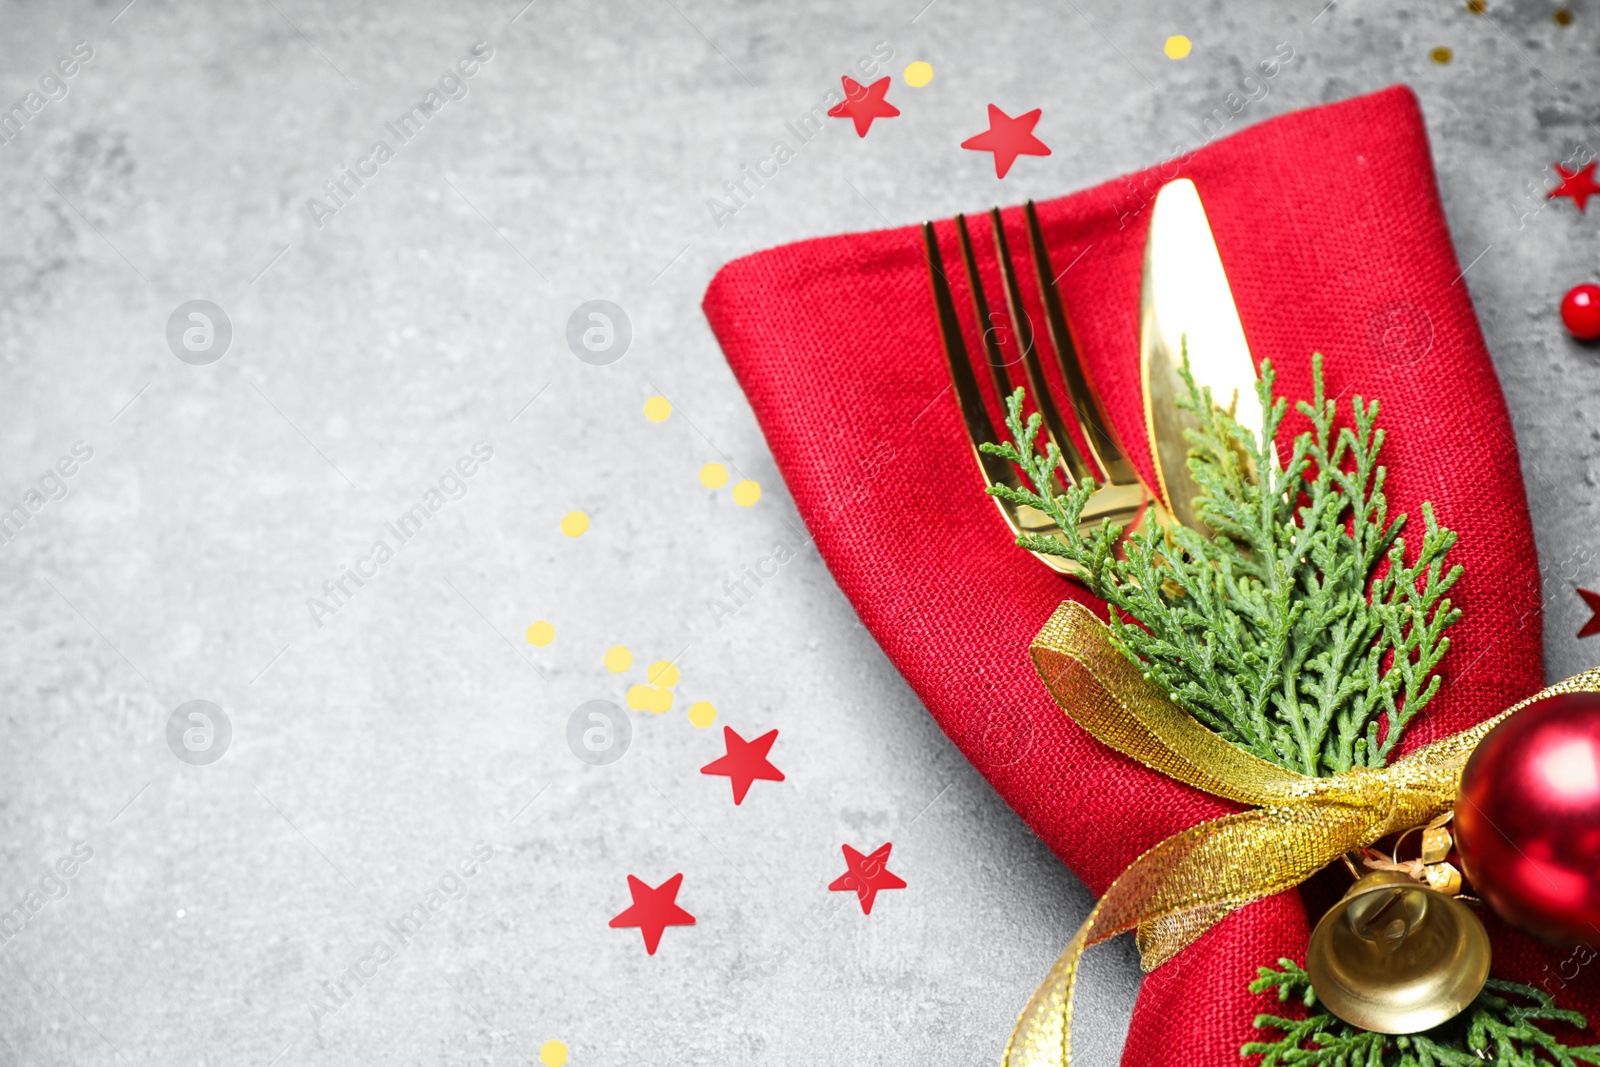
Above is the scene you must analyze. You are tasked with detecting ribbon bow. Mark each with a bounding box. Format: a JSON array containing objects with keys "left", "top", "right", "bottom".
[{"left": 1005, "top": 600, "right": 1600, "bottom": 1067}]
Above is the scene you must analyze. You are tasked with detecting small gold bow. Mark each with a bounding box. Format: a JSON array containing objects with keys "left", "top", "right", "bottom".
[{"left": 1004, "top": 600, "right": 1600, "bottom": 1067}]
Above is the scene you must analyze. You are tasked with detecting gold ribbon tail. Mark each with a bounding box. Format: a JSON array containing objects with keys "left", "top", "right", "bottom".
[{"left": 1001, "top": 803, "right": 1370, "bottom": 1067}]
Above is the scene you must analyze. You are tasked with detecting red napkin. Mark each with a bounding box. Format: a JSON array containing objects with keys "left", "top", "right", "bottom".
[{"left": 704, "top": 86, "right": 1568, "bottom": 1065}]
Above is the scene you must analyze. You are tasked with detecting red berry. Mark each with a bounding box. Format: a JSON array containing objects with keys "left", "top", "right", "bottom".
[{"left": 1561, "top": 283, "right": 1600, "bottom": 340}]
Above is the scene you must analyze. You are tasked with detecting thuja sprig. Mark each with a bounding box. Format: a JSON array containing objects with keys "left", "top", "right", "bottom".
[
  {"left": 1243, "top": 959, "right": 1600, "bottom": 1066},
  {"left": 979, "top": 351, "right": 1462, "bottom": 776}
]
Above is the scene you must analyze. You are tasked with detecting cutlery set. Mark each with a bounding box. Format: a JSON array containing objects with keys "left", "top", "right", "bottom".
[{"left": 922, "top": 178, "right": 1263, "bottom": 565}]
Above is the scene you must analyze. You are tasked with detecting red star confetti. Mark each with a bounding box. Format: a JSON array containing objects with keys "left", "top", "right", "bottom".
[
  {"left": 961, "top": 104, "right": 1051, "bottom": 179},
  {"left": 1548, "top": 161, "right": 1600, "bottom": 212},
  {"left": 828, "top": 842, "right": 906, "bottom": 915},
  {"left": 1579, "top": 588, "right": 1600, "bottom": 638},
  {"left": 609, "top": 873, "right": 695, "bottom": 955},
  {"left": 700, "top": 726, "right": 784, "bottom": 805},
  {"left": 828, "top": 76, "right": 899, "bottom": 138}
]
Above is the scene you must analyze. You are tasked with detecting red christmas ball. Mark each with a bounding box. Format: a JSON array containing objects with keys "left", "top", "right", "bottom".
[
  {"left": 1561, "top": 283, "right": 1600, "bottom": 340},
  {"left": 1456, "top": 691, "right": 1600, "bottom": 944}
]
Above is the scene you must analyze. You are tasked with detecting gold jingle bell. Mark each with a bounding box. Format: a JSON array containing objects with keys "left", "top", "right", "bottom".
[{"left": 1306, "top": 870, "right": 1491, "bottom": 1034}]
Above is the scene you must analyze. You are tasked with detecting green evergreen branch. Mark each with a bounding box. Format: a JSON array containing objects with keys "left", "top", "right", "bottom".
[
  {"left": 978, "top": 350, "right": 1462, "bottom": 777},
  {"left": 1243, "top": 959, "right": 1600, "bottom": 1066}
]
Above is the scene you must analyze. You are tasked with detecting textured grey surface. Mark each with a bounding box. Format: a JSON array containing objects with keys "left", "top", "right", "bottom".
[{"left": 1, "top": 1, "right": 1597, "bottom": 1065}]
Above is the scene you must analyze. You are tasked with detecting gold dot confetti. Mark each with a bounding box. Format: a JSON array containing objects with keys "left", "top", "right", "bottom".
[
  {"left": 604, "top": 645, "right": 633, "bottom": 673},
  {"left": 627, "top": 684, "right": 674, "bottom": 714},
  {"left": 540, "top": 1041, "right": 568, "bottom": 1067},
  {"left": 643, "top": 396, "right": 672, "bottom": 423},
  {"left": 1555, "top": 7, "right": 1573, "bottom": 25},
  {"left": 732, "top": 480, "right": 762, "bottom": 507},
  {"left": 560, "top": 511, "right": 589, "bottom": 537},
  {"left": 699, "top": 463, "right": 729, "bottom": 488},
  {"left": 648, "top": 660, "right": 680, "bottom": 688},
  {"left": 1466, "top": 0, "right": 1486, "bottom": 12},
  {"left": 903, "top": 60, "right": 934, "bottom": 87},
  {"left": 1430, "top": 46, "right": 1453, "bottom": 64},
  {"left": 526, "top": 621, "right": 555, "bottom": 647},
  {"left": 1164, "top": 35, "right": 1192, "bottom": 60},
  {"left": 688, "top": 701, "right": 717, "bottom": 729}
]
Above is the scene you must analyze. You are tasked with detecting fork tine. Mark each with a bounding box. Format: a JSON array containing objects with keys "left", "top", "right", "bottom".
[
  {"left": 954, "top": 214, "right": 1018, "bottom": 407},
  {"left": 952, "top": 215, "right": 1081, "bottom": 534},
  {"left": 988, "top": 207, "right": 1095, "bottom": 489},
  {"left": 1024, "top": 200, "right": 1137, "bottom": 486},
  {"left": 920, "top": 222, "right": 1027, "bottom": 503}
]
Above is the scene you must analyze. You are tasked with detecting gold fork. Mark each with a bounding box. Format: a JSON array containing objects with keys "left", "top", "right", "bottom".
[{"left": 921, "top": 203, "right": 1152, "bottom": 576}]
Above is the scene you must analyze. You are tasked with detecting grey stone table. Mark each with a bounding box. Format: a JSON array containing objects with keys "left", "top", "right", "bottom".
[{"left": 1, "top": 1, "right": 1596, "bottom": 1064}]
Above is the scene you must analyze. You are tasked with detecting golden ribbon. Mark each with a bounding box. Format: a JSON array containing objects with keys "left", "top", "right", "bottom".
[{"left": 1004, "top": 600, "right": 1600, "bottom": 1067}]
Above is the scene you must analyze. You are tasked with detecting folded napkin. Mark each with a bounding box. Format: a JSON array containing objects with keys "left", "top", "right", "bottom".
[{"left": 705, "top": 86, "right": 1567, "bottom": 1065}]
